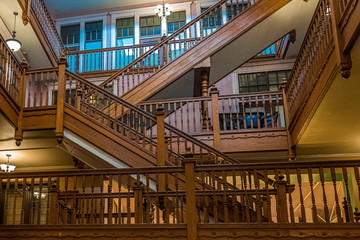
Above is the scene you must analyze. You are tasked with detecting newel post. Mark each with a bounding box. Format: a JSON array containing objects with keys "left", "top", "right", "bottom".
[
  {"left": 49, "top": 182, "right": 60, "bottom": 224},
  {"left": 183, "top": 147, "right": 197, "bottom": 240},
  {"left": 55, "top": 56, "right": 67, "bottom": 144},
  {"left": 156, "top": 106, "right": 166, "bottom": 194},
  {"left": 280, "top": 81, "right": 296, "bottom": 161},
  {"left": 133, "top": 181, "right": 144, "bottom": 223},
  {"left": 274, "top": 174, "right": 294, "bottom": 223},
  {"left": 15, "top": 60, "right": 28, "bottom": 146},
  {"left": 156, "top": 105, "right": 166, "bottom": 166},
  {"left": 210, "top": 85, "right": 221, "bottom": 151}
]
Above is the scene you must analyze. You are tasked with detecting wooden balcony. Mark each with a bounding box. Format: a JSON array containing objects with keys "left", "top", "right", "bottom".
[{"left": 0, "top": 160, "right": 359, "bottom": 239}]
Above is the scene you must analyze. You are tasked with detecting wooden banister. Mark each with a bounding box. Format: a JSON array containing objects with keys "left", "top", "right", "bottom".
[
  {"left": 62, "top": 69, "right": 235, "bottom": 165},
  {"left": 97, "top": 0, "right": 262, "bottom": 95},
  {"left": 1, "top": 160, "right": 360, "bottom": 225}
]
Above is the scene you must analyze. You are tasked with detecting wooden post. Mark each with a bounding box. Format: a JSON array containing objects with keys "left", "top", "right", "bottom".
[
  {"left": 15, "top": 60, "right": 28, "bottom": 146},
  {"left": 156, "top": 105, "right": 166, "bottom": 166},
  {"left": 156, "top": 106, "right": 166, "bottom": 194},
  {"left": 280, "top": 81, "right": 296, "bottom": 161},
  {"left": 183, "top": 147, "right": 197, "bottom": 240},
  {"left": 274, "top": 175, "right": 293, "bottom": 223},
  {"left": 210, "top": 85, "right": 221, "bottom": 151},
  {"left": 49, "top": 182, "right": 60, "bottom": 225},
  {"left": 55, "top": 56, "right": 67, "bottom": 144},
  {"left": 329, "top": 0, "right": 352, "bottom": 79},
  {"left": 133, "top": 181, "right": 144, "bottom": 223}
]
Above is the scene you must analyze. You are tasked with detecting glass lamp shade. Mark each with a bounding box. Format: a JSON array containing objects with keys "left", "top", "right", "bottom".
[
  {"left": 6, "top": 38, "right": 22, "bottom": 52},
  {"left": 154, "top": 4, "right": 173, "bottom": 17},
  {"left": 0, "top": 163, "right": 16, "bottom": 172}
]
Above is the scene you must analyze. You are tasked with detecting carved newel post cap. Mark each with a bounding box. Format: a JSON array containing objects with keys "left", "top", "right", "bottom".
[
  {"left": 209, "top": 85, "right": 219, "bottom": 95},
  {"left": 280, "top": 78, "right": 287, "bottom": 90},
  {"left": 58, "top": 55, "right": 68, "bottom": 67},
  {"left": 184, "top": 147, "right": 194, "bottom": 159},
  {"left": 20, "top": 59, "right": 28, "bottom": 69},
  {"left": 155, "top": 105, "right": 165, "bottom": 116}
]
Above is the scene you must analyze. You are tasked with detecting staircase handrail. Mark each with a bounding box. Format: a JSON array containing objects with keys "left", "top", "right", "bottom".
[
  {"left": 98, "top": 0, "right": 259, "bottom": 89},
  {"left": 66, "top": 70, "right": 236, "bottom": 164}
]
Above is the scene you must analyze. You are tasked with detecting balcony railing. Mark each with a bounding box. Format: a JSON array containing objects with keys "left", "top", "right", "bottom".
[
  {"left": 67, "top": 43, "right": 157, "bottom": 73},
  {"left": 0, "top": 35, "right": 23, "bottom": 104},
  {"left": 138, "top": 91, "right": 285, "bottom": 135},
  {"left": 0, "top": 160, "right": 359, "bottom": 225}
]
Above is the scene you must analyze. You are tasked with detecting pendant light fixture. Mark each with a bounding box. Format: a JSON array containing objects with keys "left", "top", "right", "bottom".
[
  {"left": 6, "top": 12, "right": 22, "bottom": 52},
  {"left": 0, "top": 154, "right": 16, "bottom": 172}
]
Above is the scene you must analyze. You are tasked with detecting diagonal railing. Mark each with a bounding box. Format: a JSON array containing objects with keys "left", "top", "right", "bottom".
[
  {"left": 29, "top": 0, "right": 65, "bottom": 61},
  {"left": 97, "top": 0, "right": 261, "bottom": 97},
  {"left": 63, "top": 70, "right": 235, "bottom": 165},
  {"left": 285, "top": 0, "right": 333, "bottom": 124}
]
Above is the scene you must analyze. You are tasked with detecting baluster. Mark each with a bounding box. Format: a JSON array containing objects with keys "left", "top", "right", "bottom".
[
  {"left": 307, "top": 168, "right": 318, "bottom": 222},
  {"left": 319, "top": 167, "right": 330, "bottom": 222},
  {"left": 330, "top": 167, "right": 343, "bottom": 222},
  {"left": 117, "top": 174, "right": 122, "bottom": 224},
  {"left": 126, "top": 175, "right": 131, "bottom": 224},
  {"left": 285, "top": 169, "right": 295, "bottom": 223},
  {"left": 296, "top": 168, "right": 307, "bottom": 222},
  {"left": 342, "top": 167, "right": 354, "bottom": 222}
]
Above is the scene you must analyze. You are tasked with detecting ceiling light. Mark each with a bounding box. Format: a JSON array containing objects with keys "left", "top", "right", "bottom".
[
  {"left": 154, "top": 1, "right": 173, "bottom": 18},
  {"left": 0, "top": 154, "right": 16, "bottom": 172},
  {"left": 6, "top": 12, "right": 22, "bottom": 52}
]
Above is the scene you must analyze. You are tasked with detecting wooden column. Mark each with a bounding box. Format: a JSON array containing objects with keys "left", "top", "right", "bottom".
[
  {"left": 48, "top": 182, "right": 60, "bottom": 225},
  {"left": 280, "top": 81, "right": 296, "bottom": 160},
  {"left": 329, "top": 0, "right": 352, "bottom": 78},
  {"left": 133, "top": 181, "right": 144, "bottom": 223},
  {"left": 210, "top": 86, "right": 221, "bottom": 151},
  {"left": 55, "top": 56, "right": 67, "bottom": 143},
  {"left": 183, "top": 147, "right": 197, "bottom": 240},
  {"left": 14, "top": 60, "right": 28, "bottom": 146}
]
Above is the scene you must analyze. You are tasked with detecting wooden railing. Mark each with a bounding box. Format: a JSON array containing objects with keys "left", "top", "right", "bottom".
[
  {"left": 67, "top": 43, "right": 157, "bottom": 73},
  {"left": 285, "top": 0, "right": 333, "bottom": 123},
  {"left": 30, "top": 0, "right": 65, "bottom": 60},
  {"left": 1, "top": 159, "right": 359, "bottom": 225},
  {"left": 67, "top": 35, "right": 289, "bottom": 74},
  {"left": 0, "top": 35, "right": 23, "bottom": 104},
  {"left": 24, "top": 68, "right": 58, "bottom": 107},
  {"left": 98, "top": 0, "right": 261, "bottom": 96},
  {"left": 62, "top": 70, "right": 234, "bottom": 165},
  {"left": 138, "top": 91, "right": 285, "bottom": 135}
]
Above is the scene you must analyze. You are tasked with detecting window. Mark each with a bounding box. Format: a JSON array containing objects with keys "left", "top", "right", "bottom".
[
  {"left": 60, "top": 24, "right": 80, "bottom": 46},
  {"left": 140, "top": 16, "right": 161, "bottom": 37},
  {"left": 167, "top": 11, "right": 186, "bottom": 34},
  {"left": 238, "top": 70, "right": 291, "bottom": 93},
  {"left": 116, "top": 17, "right": 134, "bottom": 46},
  {"left": 85, "top": 21, "right": 103, "bottom": 50}
]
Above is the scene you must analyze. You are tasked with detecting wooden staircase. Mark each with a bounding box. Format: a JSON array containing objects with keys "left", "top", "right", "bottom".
[{"left": 93, "top": 0, "right": 297, "bottom": 106}]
